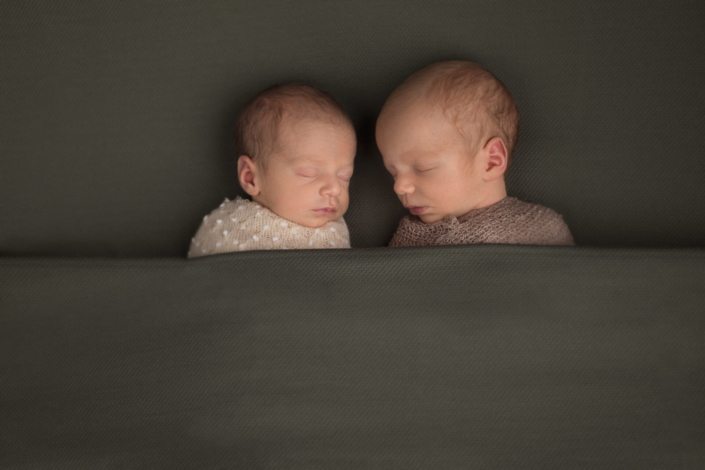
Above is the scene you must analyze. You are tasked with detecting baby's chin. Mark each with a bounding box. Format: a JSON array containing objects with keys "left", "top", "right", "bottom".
[
  {"left": 417, "top": 212, "right": 446, "bottom": 224},
  {"left": 302, "top": 214, "right": 344, "bottom": 228},
  {"left": 284, "top": 210, "right": 345, "bottom": 228}
]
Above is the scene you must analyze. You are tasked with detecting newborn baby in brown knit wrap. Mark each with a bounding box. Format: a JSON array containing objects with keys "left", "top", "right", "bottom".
[
  {"left": 376, "top": 61, "right": 574, "bottom": 247},
  {"left": 188, "top": 84, "right": 356, "bottom": 257}
]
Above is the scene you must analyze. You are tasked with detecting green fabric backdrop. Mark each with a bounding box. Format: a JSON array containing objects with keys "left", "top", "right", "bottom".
[
  {"left": 2, "top": 246, "right": 704, "bottom": 468},
  {"left": 1, "top": 2, "right": 704, "bottom": 467},
  {"left": 1, "top": 1, "right": 704, "bottom": 256}
]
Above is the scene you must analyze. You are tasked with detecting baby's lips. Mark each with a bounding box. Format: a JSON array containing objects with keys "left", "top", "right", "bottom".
[
  {"left": 406, "top": 205, "right": 428, "bottom": 214},
  {"left": 313, "top": 207, "right": 337, "bottom": 214}
]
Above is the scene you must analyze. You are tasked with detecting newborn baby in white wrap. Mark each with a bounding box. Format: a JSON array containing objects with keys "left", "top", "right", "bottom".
[{"left": 188, "top": 84, "right": 356, "bottom": 258}]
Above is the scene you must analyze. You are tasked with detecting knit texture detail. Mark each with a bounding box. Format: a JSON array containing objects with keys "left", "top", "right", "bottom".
[
  {"left": 188, "top": 196, "right": 350, "bottom": 257},
  {"left": 388, "top": 197, "right": 574, "bottom": 247}
]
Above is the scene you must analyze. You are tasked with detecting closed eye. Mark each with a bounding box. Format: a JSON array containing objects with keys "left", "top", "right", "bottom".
[{"left": 417, "top": 167, "right": 435, "bottom": 173}]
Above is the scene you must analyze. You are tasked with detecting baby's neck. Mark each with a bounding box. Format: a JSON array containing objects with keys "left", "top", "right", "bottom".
[
  {"left": 251, "top": 194, "right": 268, "bottom": 209},
  {"left": 471, "top": 179, "right": 507, "bottom": 211}
]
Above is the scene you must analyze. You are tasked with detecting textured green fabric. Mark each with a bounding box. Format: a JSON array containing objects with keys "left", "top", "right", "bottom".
[
  {"left": 2, "top": 2, "right": 704, "bottom": 467},
  {"left": 1, "top": 246, "right": 704, "bottom": 468},
  {"left": 1, "top": 1, "right": 705, "bottom": 256}
]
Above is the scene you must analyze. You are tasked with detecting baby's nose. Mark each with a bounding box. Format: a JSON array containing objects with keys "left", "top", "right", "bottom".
[
  {"left": 393, "top": 176, "right": 414, "bottom": 195},
  {"left": 321, "top": 175, "right": 342, "bottom": 196}
]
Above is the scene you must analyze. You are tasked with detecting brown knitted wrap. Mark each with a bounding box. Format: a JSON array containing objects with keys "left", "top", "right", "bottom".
[{"left": 388, "top": 197, "right": 574, "bottom": 247}]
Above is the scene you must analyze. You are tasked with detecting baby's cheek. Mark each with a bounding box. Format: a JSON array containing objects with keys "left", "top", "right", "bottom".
[
  {"left": 339, "top": 189, "right": 351, "bottom": 211},
  {"left": 283, "top": 191, "right": 310, "bottom": 213},
  {"left": 438, "top": 175, "right": 465, "bottom": 196},
  {"left": 262, "top": 185, "right": 294, "bottom": 216},
  {"left": 278, "top": 178, "right": 308, "bottom": 202},
  {"left": 417, "top": 176, "right": 441, "bottom": 198}
]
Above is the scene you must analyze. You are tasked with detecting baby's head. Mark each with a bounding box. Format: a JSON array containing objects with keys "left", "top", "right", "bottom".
[
  {"left": 376, "top": 61, "right": 519, "bottom": 224},
  {"left": 235, "top": 84, "right": 356, "bottom": 228}
]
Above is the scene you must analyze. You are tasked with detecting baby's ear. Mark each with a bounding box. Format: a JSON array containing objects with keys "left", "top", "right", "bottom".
[
  {"left": 237, "top": 155, "right": 260, "bottom": 196},
  {"left": 482, "top": 137, "right": 508, "bottom": 181}
]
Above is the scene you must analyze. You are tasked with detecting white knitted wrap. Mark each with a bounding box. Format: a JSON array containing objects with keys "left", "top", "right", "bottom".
[{"left": 188, "top": 196, "right": 351, "bottom": 258}]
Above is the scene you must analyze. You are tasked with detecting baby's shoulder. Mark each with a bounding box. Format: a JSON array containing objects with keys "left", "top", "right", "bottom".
[
  {"left": 188, "top": 197, "right": 253, "bottom": 258},
  {"left": 508, "top": 198, "right": 574, "bottom": 245},
  {"left": 509, "top": 198, "right": 566, "bottom": 222},
  {"left": 197, "top": 197, "right": 251, "bottom": 228}
]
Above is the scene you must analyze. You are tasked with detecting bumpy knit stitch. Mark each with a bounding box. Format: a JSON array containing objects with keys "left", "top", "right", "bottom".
[
  {"left": 388, "top": 197, "right": 574, "bottom": 247},
  {"left": 188, "top": 196, "right": 350, "bottom": 258}
]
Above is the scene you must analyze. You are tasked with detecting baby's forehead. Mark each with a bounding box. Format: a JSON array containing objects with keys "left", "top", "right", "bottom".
[
  {"left": 290, "top": 116, "right": 355, "bottom": 144},
  {"left": 379, "top": 99, "right": 455, "bottom": 142},
  {"left": 270, "top": 122, "right": 355, "bottom": 166},
  {"left": 280, "top": 114, "right": 354, "bottom": 137},
  {"left": 268, "top": 153, "right": 354, "bottom": 174},
  {"left": 279, "top": 153, "right": 328, "bottom": 165}
]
